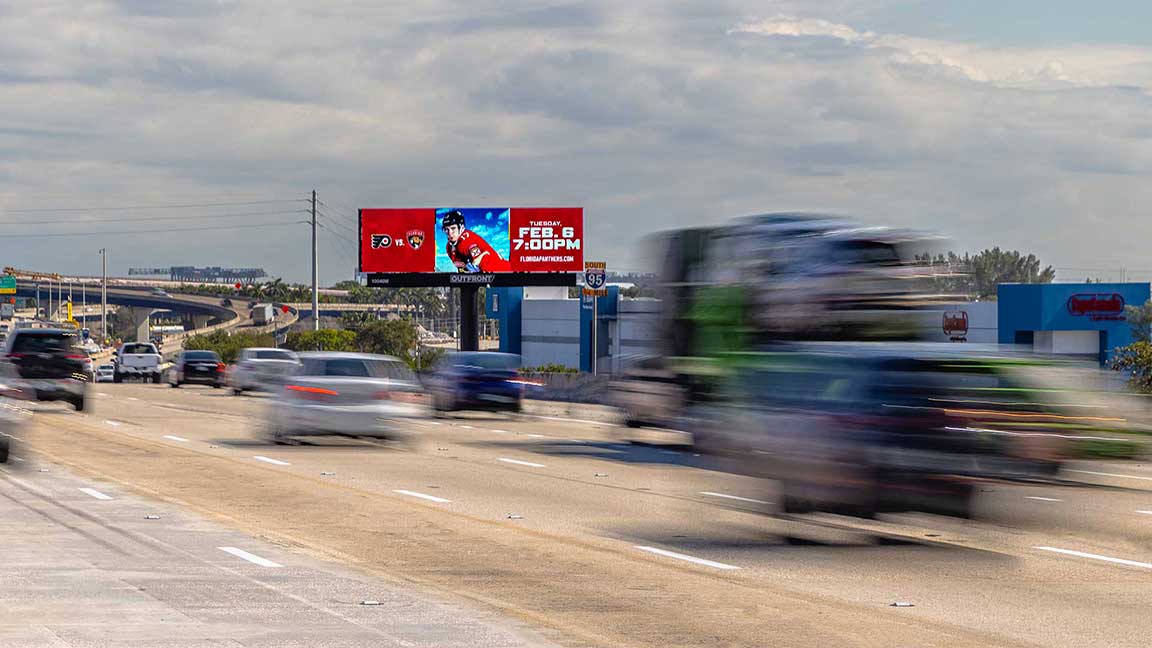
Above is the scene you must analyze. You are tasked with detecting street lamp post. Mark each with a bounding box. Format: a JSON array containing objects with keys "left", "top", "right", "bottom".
[{"left": 100, "top": 249, "right": 108, "bottom": 343}]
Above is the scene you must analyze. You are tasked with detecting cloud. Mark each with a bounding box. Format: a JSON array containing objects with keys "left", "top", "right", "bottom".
[{"left": 0, "top": 1, "right": 1151, "bottom": 282}]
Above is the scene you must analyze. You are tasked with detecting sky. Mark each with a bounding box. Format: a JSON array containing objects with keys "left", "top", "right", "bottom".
[{"left": 2, "top": 0, "right": 1152, "bottom": 283}]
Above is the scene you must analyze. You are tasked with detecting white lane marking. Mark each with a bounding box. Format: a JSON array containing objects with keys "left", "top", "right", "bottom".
[
  {"left": 1068, "top": 469, "right": 1152, "bottom": 482},
  {"left": 498, "top": 457, "right": 546, "bottom": 468},
  {"left": 11, "top": 456, "right": 25, "bottom": 462},
  {"left": 1035, "top": 546, "right": 1152, "bottom": 570},
  {"left": 426, "top": 421, "right": 442, "bottom": 426},
  {"left": 253, "top": 455, "right": 290, "bottom": 466},
  {"left": 1025, "top": 496, "right": 1063, "bottom": 502},
  {"left": 526, "top": 434, "right": 545, "bottom": 438},
  {"left": 127, "top": 397, "right": 139, "bottom": 401},
  {"left": 163, "top": 435, "right": 189, "bottom": 442},
  {"left": 218, "top": 547, "right": 282, "bottom": 568},
  {"left": 635, "top": 546, "right": 740, "bottom": 570},
  {"left": 459, "top": 425, "right": 475, "bottom": 429},
  {"left": 531, "top": 415, "right": 611, "bottom": 427},
  {"left": 394, "top": 489, "right": 451, "bottom": 504},
  {"left": 490, "top": 429, "right": 509, "bottom": 434},
  {"left": 1136, "top": 510, "right": 1152, "bottom": 516},
  {"left": 700, "top": 491, "right": 770, "bottom": 505},
  {"left": 104, "top": 420, "right": 122, "bottom": 427},
  {"left": 78, "top": 487, "right": 113, "bottom": 501}
]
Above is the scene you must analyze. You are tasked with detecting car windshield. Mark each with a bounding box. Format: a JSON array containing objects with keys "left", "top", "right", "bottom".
[
  {"left": 255, "top": 350, "right": 295, "bottom": 361},
  {"left": 183, "top": 351, "right": 219, "bottom": 361},
  {"left": 122, "top": 344, "right": 155, "bottom": 354},
  {"left": 12, "top": 333, "right": 76, "bottom": 353},
  {"left": 452, "top": 353, "right": 520, "bottom": 370},
  {"left": 299, "top": 357, "right": 416, "bottom": 381}
]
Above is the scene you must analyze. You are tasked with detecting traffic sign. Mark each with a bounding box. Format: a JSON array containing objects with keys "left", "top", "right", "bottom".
[
  {"left": 0, "top": 275, "right": 15, "bottom": 295},
  {"left": 583, "top": 261, "right": 607, "bottom": 297}
]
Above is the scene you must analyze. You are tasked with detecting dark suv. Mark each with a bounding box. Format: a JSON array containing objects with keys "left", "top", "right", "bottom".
[
  {"left": 0, "top": 328, "right": 88, "bottom": 411},
  {"left": 169, "top": 350, "right": 226, "bottom": 388}
]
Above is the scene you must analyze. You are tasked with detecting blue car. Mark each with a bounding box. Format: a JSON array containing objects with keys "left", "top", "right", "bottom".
[{"left": 427, "top": 352, "right": 525, "bottom": 415}]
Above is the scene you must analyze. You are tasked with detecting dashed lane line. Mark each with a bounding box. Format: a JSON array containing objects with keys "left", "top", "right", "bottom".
[
  {"left": 498, "top": 457, "right": 546, "bottom": 468},
  {"left": 635, "top": 546, "right": 740, "bottom": 570},
  {"left": 393, "top": 489, "right": 452, "bottom": 504},
  {"left": 1035, "top": 546, "right": 1152, "bottom": 570},
  {"left": 218, "top": 546, "right": 282, "bottom": 567},
  {"left": 78, "top": 487, "right": 113, "bottom": 501},
  {"left": 253, "top": 456, "right": 290, "bottom": 466}
]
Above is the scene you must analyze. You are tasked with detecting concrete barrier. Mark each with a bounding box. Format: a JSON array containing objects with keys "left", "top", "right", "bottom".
[{"left": 522, "top": 372, "right": 612, "bottom": 404}]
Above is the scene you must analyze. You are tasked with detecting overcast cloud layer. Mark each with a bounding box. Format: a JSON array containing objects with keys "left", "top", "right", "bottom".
[{"left": 2, "top": 0, "right": 1151, "bottom": 283}]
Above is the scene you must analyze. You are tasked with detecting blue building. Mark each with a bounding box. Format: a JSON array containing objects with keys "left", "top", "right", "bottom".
[{"left": 998, "top": 283, "right": 1150, "bottom": 364}]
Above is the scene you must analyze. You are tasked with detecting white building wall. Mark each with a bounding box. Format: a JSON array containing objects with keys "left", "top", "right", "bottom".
[
  {"left": 617, "top": 299, "right": 661, "bottom": 358},
  {"left": 914, "top": 302, "right": 999, "bottom": 344},
  {"left": 521, "top": 298, "right": 580, "bottom": 369}
]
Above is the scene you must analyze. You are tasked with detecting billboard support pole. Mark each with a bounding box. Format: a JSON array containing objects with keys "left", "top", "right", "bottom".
[{"left": 459, "top": 285, "right": 480, "bottom": 352}]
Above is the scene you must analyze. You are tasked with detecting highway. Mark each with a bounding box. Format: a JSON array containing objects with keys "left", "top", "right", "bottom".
[{"left": 3, "top": 386, "right": 1151, "bottom": 647}]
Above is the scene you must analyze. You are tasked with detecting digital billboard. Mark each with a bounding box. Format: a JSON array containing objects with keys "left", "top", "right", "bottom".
[{"left": 360, "top": 207, "right": 582, "bottom": 286}]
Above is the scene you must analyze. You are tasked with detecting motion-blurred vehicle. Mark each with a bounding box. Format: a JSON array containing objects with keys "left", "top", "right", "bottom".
[
  {"left": 426, "top": 352, "right": 524, "bottom": 415},
  {"left": 610, "top": 355, "right": 685, "bottom": 429},
  {"left": 114, "top": 342, "right": 163, "bottom": 383},
  {"left": 94, "top": 363, "right": 115, "bottom": 383},
  {"left": 694, "top": 345, "right": 1126, "bottom": 520},
  {"left": 169, "top": 350, "right": 226, "bottom": 388},
  {"left": 151, "top": 287, "right": 170, "bottom": 297},
  {"left": 651, "top": 213, "right": 954, "bottom": 406},
  {"left": 264, "top": 352, "right": 426, "bottom": 443},
  {"left": 0, "top": 328, "right": 88, "bottom": 411},
  {"left": 0, "top": 380, "right": 32, "bottom": 463},
  {"left": 230, "top": 347, "right": 300, "bottom": 394}
]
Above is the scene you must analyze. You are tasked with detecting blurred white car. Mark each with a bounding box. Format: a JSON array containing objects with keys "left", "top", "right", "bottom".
[
  {"left": 264, "top": 352, "right": 428, "bottom": 443},
  {"left": 231, "top": 347, "right": 300, "bottom": 394},
  {"left": 94, "top": 363, "right": 116, "bottom": 383},
  {"left": 0, "top": 381, "right": 32, "bottom": 463}
]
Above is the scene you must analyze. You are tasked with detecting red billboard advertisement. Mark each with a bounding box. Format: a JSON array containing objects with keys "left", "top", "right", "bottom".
[{"left": 360, "top": 208, "right": 582, "bottom": 285}]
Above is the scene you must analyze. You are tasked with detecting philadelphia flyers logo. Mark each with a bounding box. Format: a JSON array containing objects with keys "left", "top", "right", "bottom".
[{"left": 371, "top": 234, "right": 392, "bottom": 249}]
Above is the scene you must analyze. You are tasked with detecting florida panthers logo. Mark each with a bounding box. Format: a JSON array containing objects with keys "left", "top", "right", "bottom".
[
  {"left": 370, "top": 234, "right": 392, "bottom": 249},
  {"left": 406, "top": 230, "right": 426, "bottom": 250}
]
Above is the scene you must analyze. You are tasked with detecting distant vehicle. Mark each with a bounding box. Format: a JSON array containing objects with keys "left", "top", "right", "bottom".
[
  {"left": 220, "top": 298, "right": 233, "bottom": 308},
  {"left": 0, "top": 381, "right": 32, "bottom": 463},
  {"left": 113, "top": 342, "right": 163, "bottom": 383},
  {"left": 94, "top": 363, "right": 115, "bottom": 383},
  {"left": 610, "top": 355, "right": 685, "bottom": 430},
  {"left": 150, "top": 287, "right": 170, "bottom": 297},
  {"left": 169, "top": 350, "right": 225, "bottom": 388},
  {"left": 230, "top": 347, "right": 299, "bottom": 395},
  {"left": 0, "top": 328, "right": 88, "bottom": 411},
  {"left": 151, "top": 325, "right": 185, "bottom": 336},
  {"left": 426, "top": 352, "right": 524, "bottom": 415},
  {"left": 264, "top": 352, "right": 427, "bottom": 443},
  {"left": 0, "top": 303, "right": 14, "bottom": 319},
  {"left": 251, "top": 304, "right": 275, "bottom": 326}
]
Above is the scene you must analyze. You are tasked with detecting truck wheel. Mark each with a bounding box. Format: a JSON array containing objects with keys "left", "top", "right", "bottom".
[
  {"left": 0, "top": 437, "right": 9, "bottom": 463},
  {"left": 232, "top": 387, "right": 243, "bottom": 396},
  {"left": 71, "top": 395, "right": 86, "bottom": 412},
  {"left": 113, "top": 373, "right": 123, "bottom": 384},
  {"left": 171, "top": 381, "right": 180, "bottom": 388},
  {"left": 152, "top": 373, "right": 162, "bottom": 384}
]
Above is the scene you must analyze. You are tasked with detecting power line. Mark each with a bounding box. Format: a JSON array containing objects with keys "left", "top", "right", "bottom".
[
  {"left": 0, "top": 209, "right": 304, "bottom": 226},
  {"left": 3, "top": 198, "right": 304, "bottom": 214},
  {"left": 4, "top": 220, "right": 307, "bottom": 239},
  {"left": 317, "top": 197, "right": 359, "bottom": 215},
  {"left": 316, "top": 208, "right": 357, "bottom": 236},
  {"left": 317, "top": 216, "right": 356, "bottom": 240},
  {"left": 317, "top": 221, "right": 358, "bottom": 249}
]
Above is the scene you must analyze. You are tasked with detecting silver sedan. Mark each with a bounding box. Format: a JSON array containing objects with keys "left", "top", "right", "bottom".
[{"left": 264, "top": 352, "right": 429, "bottom": 444}]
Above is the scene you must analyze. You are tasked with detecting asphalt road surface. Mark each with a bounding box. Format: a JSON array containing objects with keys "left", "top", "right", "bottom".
[{"left": 7, "top": 383, "right": 1152, "bottom": 647}]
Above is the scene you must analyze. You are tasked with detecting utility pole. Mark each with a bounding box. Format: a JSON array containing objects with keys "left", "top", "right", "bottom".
[
  {"left": 100, "top": 249, "right": 108, "bottom": 343},
  {"left": 311, "top": 190, "right": 319, "bottom": 331}
]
